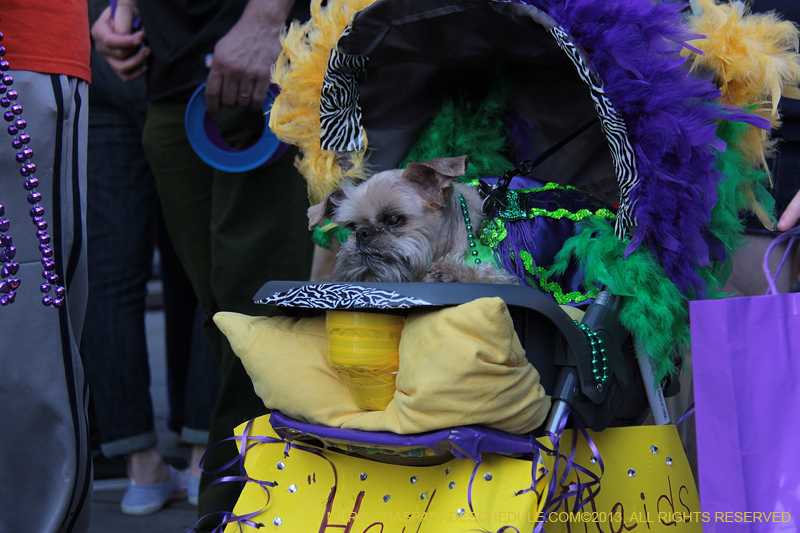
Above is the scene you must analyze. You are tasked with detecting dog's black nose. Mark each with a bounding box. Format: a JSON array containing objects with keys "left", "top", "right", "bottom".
[{"left": 355, "top": 227, "right": 376, "bottom": 243}]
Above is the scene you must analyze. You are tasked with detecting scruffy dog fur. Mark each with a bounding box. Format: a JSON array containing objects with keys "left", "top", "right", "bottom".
[{"left": 308, "top": 156, "right": 518, "bottom": 284}]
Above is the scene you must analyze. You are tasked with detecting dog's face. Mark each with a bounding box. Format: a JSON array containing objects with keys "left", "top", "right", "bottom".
[{"left": 308, "top": 157, "right": 469, "bottom": 282}]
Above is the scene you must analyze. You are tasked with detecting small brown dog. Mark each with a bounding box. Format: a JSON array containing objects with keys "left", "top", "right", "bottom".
[{"left": 308, "top": 156, "right": 518, "bottom": 284}]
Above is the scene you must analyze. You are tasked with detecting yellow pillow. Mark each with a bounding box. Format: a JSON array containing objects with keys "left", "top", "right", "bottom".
[
  {"left": 212, "top": 313, "right": 363, "bottom": 427},
  {"left": 214, "top": 297, "right": 551, "bottom": 435}
]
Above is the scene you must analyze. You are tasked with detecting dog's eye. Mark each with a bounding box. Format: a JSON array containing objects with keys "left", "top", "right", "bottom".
[{"left": 383, "top": 215, "right": 402, "bottom": 226}]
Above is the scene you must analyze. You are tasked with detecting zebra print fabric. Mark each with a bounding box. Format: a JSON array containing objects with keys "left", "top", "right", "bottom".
[
  {"left": 320, "top": 50, "right": 368, "bottom": 152},
  {"left": 548, "top": 26, "right": 639, "bottom": 239},
  {"left": 258, "top": 283, "right": 433, "bottom": 310}
]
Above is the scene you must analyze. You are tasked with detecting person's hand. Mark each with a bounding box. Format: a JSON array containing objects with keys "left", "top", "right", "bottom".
[
  {"left": 91, "top": 2, "right": 150, "bottom": 82},
  {"left": 204, "top": 0, "right": 292, "bottom": 119},
  {"left": 777, "top": 189, "right": 800, "bottom": 231}
]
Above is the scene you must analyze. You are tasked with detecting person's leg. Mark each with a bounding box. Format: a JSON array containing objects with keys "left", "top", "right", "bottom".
[
  {"left": 82, "top": 59, "right": 159, "bottom": 463},
  {"left": 143, "top": 101, "right": 222, "bottom": 523},
  {"left": 0, "top": 72, "right": 92, "bottom": 532},
  {"left": 181, "top": 305, "right": 220, "bottom": 445},
  {"left": 156, "top": 207, "right": 197, "bottom": 437},
  {"left": 178, "top": 305, "right": 220, "bottom": 503},
  {"left": 199, "top": 109, "right": 315, "bottom": 522},
  {"left": 143, "top": 103, "right": 314, "bottom": 530},
  {"left": 156, "top": 207, "right": 219, "bottom": 485},
  {"left": 82, "top": 53, "right": 184, "bottom": 514}
]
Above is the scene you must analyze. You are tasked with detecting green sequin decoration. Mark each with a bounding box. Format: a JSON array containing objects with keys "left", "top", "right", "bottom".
[
  {"left": 518, "top": 250, "right": 535, "bottom": 275},
  {"left": 517, "top": 250, "right": 598, "bottom": 304},
  {"left": 466, "top": 179, "right": 582, "bottom": 195},
  {"left": 497, "top": 190, "right": 528, "bottom": 222},
  {"left": 479, "top": 219, "right": 507, "bottom": 249},
  {"left": 528, "top": 207, "right": 616, "bottom": 222},
  {"left": 519, "top": 182, "right": 582, "bottom": 194}
]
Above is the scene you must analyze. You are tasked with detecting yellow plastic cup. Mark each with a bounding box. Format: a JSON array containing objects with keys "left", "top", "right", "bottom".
[{"left": 326, "top": 311, "right": 405, "bottom": 410}]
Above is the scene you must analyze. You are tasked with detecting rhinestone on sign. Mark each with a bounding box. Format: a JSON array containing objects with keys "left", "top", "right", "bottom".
[
  {"left": 273, "top": 518, "right": 283, "bottom": 526},
  {"left": 382, "top": 495, "right": 391, "bottom": 503},
  {"left": 457, "top": 509, "right": 466, "bottom": 517},
  {"left": 359, "top": 473, "right": 368, "bottom": 481},
  {"left": 590, "top": 455, "right": 597, "bottom": 465},
  {"left": 276, "top": 462, "right": 285, "bottom": 470},
  {"left": 410, "top": 476, "right": 418, "bottom": 484},
  {"left": 628, "top": 468, "right": 636, "bottom": 478},
  {"left": 288, "top": 485, "right": 297, "bottom": 493},
  {"left": 651, "top": 445, "right": 659, "bottom": 455},
  {"left": 449, "top": 481, "right": 456, "bottom": 490},
  {"left": 445, "top": 467, "right": 452, "bottom": 475},
  {"left": 666, "top": 457, "right": 673, "bottom": 466},
  {"left": 420, "top": 492, "right": 428, "bottom": 500},
  {"left": 483, "top": 473, "right": 493, "bottom": 481}
]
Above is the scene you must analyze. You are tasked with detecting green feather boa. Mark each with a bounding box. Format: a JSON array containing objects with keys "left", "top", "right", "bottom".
[
  {"left": 398, "top": 88, "right": 515, "bottom": 180},
  {"left": 549, "top": 119, "right": 773, "bottom": 385}
]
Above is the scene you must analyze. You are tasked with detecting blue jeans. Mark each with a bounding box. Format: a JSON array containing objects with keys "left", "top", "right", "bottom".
[{"left": 81, "top": 50, "right": 219, "bottom": 457}]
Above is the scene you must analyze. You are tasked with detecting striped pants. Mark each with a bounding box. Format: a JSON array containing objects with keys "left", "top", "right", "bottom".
[{"left": 0, "top": 71, "right": 91, "bottom": 533}]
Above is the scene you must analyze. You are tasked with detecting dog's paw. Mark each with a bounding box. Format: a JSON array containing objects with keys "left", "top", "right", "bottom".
[
  {"left": 425, "top": 262, "right": 457, "bottom": 283},
  {"left": 425, "top": 256, "right": 519, "bottom": 284},
  {"left": 425, "top": 257, "right": 466, "bottom": 282}
]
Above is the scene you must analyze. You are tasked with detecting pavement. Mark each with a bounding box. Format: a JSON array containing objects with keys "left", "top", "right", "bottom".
[{"left": 88, "top": 282, "right": 202, "bottom": 533}]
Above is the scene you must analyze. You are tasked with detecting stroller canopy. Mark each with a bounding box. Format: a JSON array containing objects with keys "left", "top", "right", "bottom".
[
  {"left": 320, "top": 0, "right": 616, "bottom": 208},
  {"left": 270, "top": 0, "right": 800, "bottom": 383}
]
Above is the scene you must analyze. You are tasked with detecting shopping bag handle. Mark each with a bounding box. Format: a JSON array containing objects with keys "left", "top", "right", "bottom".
[{"left": 763, "top": 225, "right": 800, "bottom": 295}]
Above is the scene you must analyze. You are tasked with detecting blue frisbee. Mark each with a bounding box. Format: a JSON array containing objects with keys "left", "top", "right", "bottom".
[{"left": 185, "top": 83, "right": 288, "bottom": 172}]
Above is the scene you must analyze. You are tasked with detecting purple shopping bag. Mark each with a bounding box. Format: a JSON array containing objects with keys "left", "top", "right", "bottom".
[{"left": 691, "top": 227, "right": 800, "bottom": 532}]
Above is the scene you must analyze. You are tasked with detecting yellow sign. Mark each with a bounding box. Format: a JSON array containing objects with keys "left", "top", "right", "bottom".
[
  {"left": 539, "top": 425, "right": 701, "bottom": 533},
  {"left": 225, "top": 417, "right": 699, "bottom": 532}
]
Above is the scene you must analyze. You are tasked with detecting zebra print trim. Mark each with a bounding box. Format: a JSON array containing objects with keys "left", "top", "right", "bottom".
[
  {"left": 257, "top": 283, "right": 433, "bottom": 310},
  {"left": 320, "top": 50, "right": 368, "bottom": 152},
  {"left": 548, "top": 26, "right": 639, "bottom": 238}
]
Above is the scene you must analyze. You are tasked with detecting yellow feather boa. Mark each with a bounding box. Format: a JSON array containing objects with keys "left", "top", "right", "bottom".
[
  {"left": 270, "top": 0, "right": 378, "bottom": 204},
  {"left": 685, "top": 0, "right": 800, "bottom": 227}
]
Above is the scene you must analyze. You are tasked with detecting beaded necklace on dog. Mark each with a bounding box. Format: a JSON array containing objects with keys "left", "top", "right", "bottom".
[
  {"left": 0, "top": 21, "right": 67, "bottom": 307},
  {"left": 457, "top": 193, "right": 481, "bottom": 265}
]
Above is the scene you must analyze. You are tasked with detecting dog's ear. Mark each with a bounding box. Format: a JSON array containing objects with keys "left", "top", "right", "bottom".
[
  {"left": 307, "top": 188, "right": 347, "bottom": 230},
  {"left": 403, "top": 156, "right": 469, "bottom": 207}
]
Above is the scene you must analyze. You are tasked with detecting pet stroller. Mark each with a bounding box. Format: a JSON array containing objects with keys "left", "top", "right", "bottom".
[{"left": 205, "top": 0, "right": 800, "bottom": 531}]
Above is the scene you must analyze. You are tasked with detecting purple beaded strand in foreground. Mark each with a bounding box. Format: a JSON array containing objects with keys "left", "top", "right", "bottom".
[{"left": 0, "top": 24, "right": 66, "bottom": 307}]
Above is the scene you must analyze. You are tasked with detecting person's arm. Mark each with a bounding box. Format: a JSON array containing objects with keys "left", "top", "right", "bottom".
[
  {"left": 204, "top": 0, "right": 295, "bottom": 118},
  {"left": 777, "top": 189, "right": 800, "bottom": 231},
  {"left": 91, "top": 0, "right": 150, "bottom": 81}
]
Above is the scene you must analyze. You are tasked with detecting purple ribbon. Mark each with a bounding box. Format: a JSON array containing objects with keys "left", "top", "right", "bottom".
[
  {"left": 459, "top": 408, "right": 605, "bottom": 533},
  {"left": 189, "top": 412, "right": 609, "bottom": 533},
  {"left": 188, "top": 419, "right": 338, "bottom": 533},
  {"left": 675, "top": 403, "right": 695, "bottom": 426},
  {"left": 528, "top": 408, "right": 605, "bottom": 533},
  {"left": 763, "top": 225, "right": 800, "bottom": 295}
]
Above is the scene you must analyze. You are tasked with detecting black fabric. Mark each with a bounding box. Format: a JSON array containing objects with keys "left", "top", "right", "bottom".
[
  {"left": 139, "top": 0, "right": 310, "bottom": 102},
  {"left": 335, "top": 0, "right": 617, "bottom": 202}
]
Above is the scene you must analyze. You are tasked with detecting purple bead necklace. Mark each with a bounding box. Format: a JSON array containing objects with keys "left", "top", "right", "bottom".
[{"left": 0, "top": 21, "right": 66, "bottom": 307}]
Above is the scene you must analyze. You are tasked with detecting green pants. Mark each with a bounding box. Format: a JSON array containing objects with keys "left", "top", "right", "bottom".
[{"left": 143, "top": 102, "right": 314, "bottom": 529}]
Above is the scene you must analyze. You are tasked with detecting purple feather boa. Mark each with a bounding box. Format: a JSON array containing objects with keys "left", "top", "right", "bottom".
[{"left": 514, "top": 0, "right": 769, "bottom": 296}]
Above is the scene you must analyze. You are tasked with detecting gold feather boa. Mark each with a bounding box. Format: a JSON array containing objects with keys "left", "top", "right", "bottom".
[
  {"left": 685, "top": 0, "right": 800, "bottom": 228},
  {"left": 270, "top": 0, "right": 377, "bottom": 204}
]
